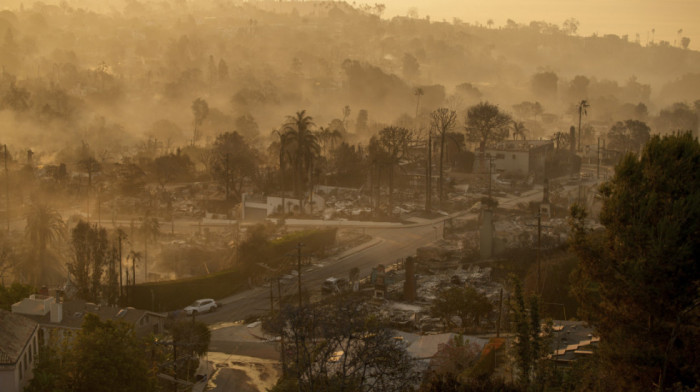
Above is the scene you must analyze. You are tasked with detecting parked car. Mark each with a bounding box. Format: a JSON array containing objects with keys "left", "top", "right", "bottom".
[
  {"left": 322, "top": 277, "right": 348, "bottom": 295},
  {"left": 184, "top": 299, "right": 218, "bottom": 315}
]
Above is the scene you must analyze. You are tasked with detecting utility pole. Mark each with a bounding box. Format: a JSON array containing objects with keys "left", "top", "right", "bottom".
[
  {"left": 144, "top": 234, "right": 148, "bottom": 283},
  {"left": 269, "top": 278, "right": 274, "bottom": 315},
  {"left": 533, "top": 214, "right": 550, "bottom": 295},
  {"left": 496, "top": 288, "right": 503, "bottom": 338},
  {"left": 297, "top": 242, "right": 303, "bottom": 307},
  {"left": 602, "top": 138, "right": 606, "bottom": 179},
  {"left": 118, "top": 232, "right": 123, "bottom": 298},
  {"left": 537, "top": 214, "right": 542, "bottom": 294},
  {"left": 277, "top": 277, "right": 282, "bottom": 307},
  {"left": 97, "top": 188, "right": 101, "bottom": 226},
  {"left": 425, "top": 133, "right": 431, "bottom": 212},
  {"left": 526, "top": 214, "right": 552, "bottom": 294},
  {"left": 597, "top": 137, "right": 601, "bottom": 179},
  {"left": 483, "top": 153, "right": 497, "bottom": 201},
  {"left": 277, "top": 275, "right": 286, "bottom": 375},
  {"left": 489, "top": 155, "right": 493, "bottom": 200},
  {"left": 172, "top": 341, "right": 178, "bottom": 392},
  {"left": 4, "top": 144, "right": 8, "bottom": 233},
  {"left": 577, "top": 100, "right": 589, "bottom": 153},
  {"left": 225, "top": 152, "right": 230, "bottom": 201}
]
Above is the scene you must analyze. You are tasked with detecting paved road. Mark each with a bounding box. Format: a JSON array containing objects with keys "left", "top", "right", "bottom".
[{"left": 194, "top": 221, "right": 458, "bottom": 324}]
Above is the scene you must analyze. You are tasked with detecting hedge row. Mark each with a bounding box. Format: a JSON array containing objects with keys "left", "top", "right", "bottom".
[
  {"left": 128, "top": 228, "right": 337, "bottom": 311},
  {"left": 126, "top": 269, "right": 247, "bottom": 312}
]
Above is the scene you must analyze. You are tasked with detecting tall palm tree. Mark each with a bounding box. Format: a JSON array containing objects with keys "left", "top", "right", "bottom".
[
  {"left": 139, "top": 215, "right": 159, "bottom": 282},
  {"left": 127, "top": 250, "right": 141, "bottom": 285},
  {"left": 25, "top": 203, "right": 65, "bottom": 285},
  {"left": 272, "top": 130, "right": 290, "bottom": 211},
  {"left": 282, "top": 110, "right": 320, "bottom": 203},
  {"left": 317, "top": 126, "right": 343, "bottom": 158}
]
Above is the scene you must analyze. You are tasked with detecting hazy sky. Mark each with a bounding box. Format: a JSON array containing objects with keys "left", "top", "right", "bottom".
[{"left": 380, "top": 0, "right": 699, "bottom": 49}]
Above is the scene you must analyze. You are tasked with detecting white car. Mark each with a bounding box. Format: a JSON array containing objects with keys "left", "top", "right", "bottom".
[{"left": 184, "top": 299, "right": 218, "bottom": 315}]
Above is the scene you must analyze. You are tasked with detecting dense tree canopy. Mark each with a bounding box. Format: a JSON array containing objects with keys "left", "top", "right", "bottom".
[
  {"left": 27, "top": 314, "right": 157, "bottom": 392},
  {"left": 465, "top": 102, "right": 512, "bottom": 153},
  {"left": 211, "top": 131, "right": 259, "bottom": 201},
  {"left": 606, "top": 119, "right": 651, "bottom": 153},
  {"left": 570, "top": 133, "right": 700, "bottom": 391}
]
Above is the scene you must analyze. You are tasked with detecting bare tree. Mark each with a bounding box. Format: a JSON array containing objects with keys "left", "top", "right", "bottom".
[
  {"left": 550, "top": 131, "right": 571, "bottom": 150},
  {"left": 430, "top": 108, "right": 458, "bottom": 204},
  {"left": 271, "top": 296, "right": 420, "bottom": 391},
  {"left": 378, "top": 127, "right": 412, "bottom": 215}
]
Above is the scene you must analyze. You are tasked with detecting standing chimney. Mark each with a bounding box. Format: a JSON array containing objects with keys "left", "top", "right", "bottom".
[
  {"left": 569, "top": 126, "right": 576, "bottom": 153},
  {"left": 50, "top": 302, "right": 63, "bottom": 323},
  {"left": 403, "top": 257, "right": 416, "bottom": 302}
]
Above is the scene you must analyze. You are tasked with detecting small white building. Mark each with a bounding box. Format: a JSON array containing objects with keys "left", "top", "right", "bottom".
[
  {"left": 242, "top": 193, "right": 326, "bottom": 221},
  {"left": 0, "top": 310, "right": 40, "bottom": 392},
  {"left": 476, "top": 140, "right": 554, "bottom": 178}
]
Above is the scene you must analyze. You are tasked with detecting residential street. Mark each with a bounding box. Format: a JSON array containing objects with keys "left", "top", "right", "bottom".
[{"left": 195, "top": 220, "right": 459, "bottom": 324}]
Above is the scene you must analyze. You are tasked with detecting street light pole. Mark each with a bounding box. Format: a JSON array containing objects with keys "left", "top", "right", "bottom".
[
  {"left": 597, "top": 137, "right": 601, "bottom": 179},
  {"left": 537, "top": 213, "right": 542, "bottom": 294},
  {"left": 297, "top": 242, "right": 303, "bottom": 307},
  {"left": 4, "top": 144, "right": 8, "bottom": 234}
]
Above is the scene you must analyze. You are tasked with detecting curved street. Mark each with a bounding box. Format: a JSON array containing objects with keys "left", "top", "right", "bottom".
[{"left": 195, "top": 220, "right": 456, "bottom": 325}]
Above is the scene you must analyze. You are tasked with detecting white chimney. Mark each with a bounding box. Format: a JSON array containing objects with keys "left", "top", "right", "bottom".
[{"left": 50, "top": 302, "right": 63, "bottom": 323}]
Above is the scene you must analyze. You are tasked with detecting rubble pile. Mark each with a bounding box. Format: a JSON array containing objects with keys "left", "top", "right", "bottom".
[
  {"left": 372, "top": 263, "right": 504, "bottom": 333},
  {"left": 415, "top": 239, "right": 463, "bottom": 272}
]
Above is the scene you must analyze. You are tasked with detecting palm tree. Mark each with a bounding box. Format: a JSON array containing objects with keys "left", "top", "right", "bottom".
[
  {"left": 512, "top": 121, "right": 528, "bottom": 140},
  {"left": 271, "top": 129, "right": 295, "bottom": 213},
  {"left": 139, "top": 216, "right": 159, "bottom": 282},
  {"left": 127, "top": 250, "right": 141, "bottom": 285},
  {"left": 25, "top": 203, "right": 65, "bottom": 285},
  {"left": 317, "top": 126, "right": 343, "bottom": 158},
  {"left": 282, "top": 110, "right": 320, "bottom": 204}
]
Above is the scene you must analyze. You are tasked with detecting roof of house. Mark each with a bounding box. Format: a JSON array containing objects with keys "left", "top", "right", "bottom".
[
  {"left": 18, "top": 299, "right": 165, "bottom": 330},
  {"left": 0, "top": 309, "right": 38, "bottom": 365}
]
